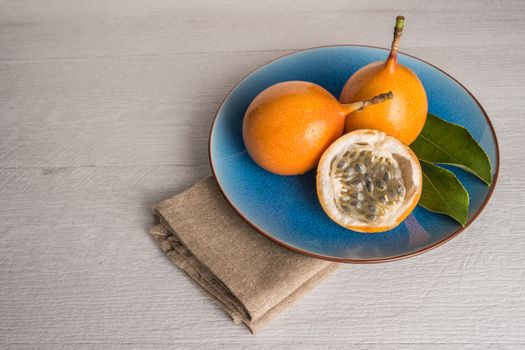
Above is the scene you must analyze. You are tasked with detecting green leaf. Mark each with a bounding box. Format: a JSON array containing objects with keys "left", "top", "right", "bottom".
[
  {"left": 419, "top": 160, "right": 469, "bottom": 226},
  {"left": 410, "top": 114, "right": 492, "bottom": 185}
]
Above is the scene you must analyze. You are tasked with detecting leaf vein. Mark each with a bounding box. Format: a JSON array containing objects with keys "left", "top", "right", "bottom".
[
  {"left": 419, "top": 134, "right": 463, "bottom": 164},
  {"left": 422, "top": 170, "right": 455, "bottom": 214}
]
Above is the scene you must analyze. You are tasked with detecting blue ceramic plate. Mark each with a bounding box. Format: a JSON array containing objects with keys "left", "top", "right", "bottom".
[{"left": 209, "top": 45, "right": 499, "bottom": 263}]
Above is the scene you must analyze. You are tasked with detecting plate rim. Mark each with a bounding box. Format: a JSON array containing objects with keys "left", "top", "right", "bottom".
[{"left": 208, "top": 44, "right": 500, "bottom": 264}]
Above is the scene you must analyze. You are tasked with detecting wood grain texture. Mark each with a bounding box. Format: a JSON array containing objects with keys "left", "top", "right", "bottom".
[{"left": 1, "top": 0, "right": 524, "bottom": 348}]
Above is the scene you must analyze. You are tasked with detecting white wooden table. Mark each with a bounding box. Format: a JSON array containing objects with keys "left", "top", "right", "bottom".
[{"left": 1, "top": 0, "right": 524, "bottom": 348}]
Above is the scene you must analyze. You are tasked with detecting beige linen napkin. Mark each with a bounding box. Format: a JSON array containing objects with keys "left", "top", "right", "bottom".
[{"left": 150, "top": 177, "right": 338, "bottom": 333}]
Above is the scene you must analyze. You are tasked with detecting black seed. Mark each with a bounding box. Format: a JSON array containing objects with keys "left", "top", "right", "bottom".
[
  {"left": 350, "top": 179, "right": 361, "bottom": 186},
  {"left": 364, "top": 173, "right": 372, "bottom": 182},
  {"left": 383, "top": 171, "right": 391, "bottom": 182},
  {"left": 350, "top": 201, "right": 358, "bottom": 207},
  {"left": 378, "top": 195, "right": 387, "bottom": 204},
  {"left": 397, "top": 184, "right": 405, "bottom": 195},
  {"left": 354, "top": 162, "right": 366, "bottom": 174},
  {"left": 336, "top": 160, "right": 346, "bottom": 169},
  {"left": 368, "top": 204, "right": 377, "bottom": 213},
  {"left": 375, "top": 180, "right": 386, "bottom": 191},
  {"left": 367, "top": 214, "right": 376, "bottom": 221},
  {"left": 365, "top": 180, "right": 373, "bottom": 192}
]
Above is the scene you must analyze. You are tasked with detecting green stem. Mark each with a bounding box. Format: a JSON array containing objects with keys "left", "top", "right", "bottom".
[{"left": 389, "top": 15, "right": 405, "bottom": 60}]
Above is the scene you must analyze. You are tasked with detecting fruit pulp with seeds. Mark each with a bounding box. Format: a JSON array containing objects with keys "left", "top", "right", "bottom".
[
  {"left": 317, "top": 129, "right": 422, "bottom": 233},
  {"left": 330, "top": 147, "right": 405, "bottom": 224}
]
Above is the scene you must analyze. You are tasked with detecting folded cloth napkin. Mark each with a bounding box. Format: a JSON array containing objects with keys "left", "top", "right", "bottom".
[{"left": 150, "top": 177, "right": 339, "bottom": 333}]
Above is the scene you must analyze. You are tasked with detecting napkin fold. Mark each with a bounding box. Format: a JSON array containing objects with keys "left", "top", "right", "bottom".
[{"left": 150, "top": 177, "right": 338, "bottom": 333}]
